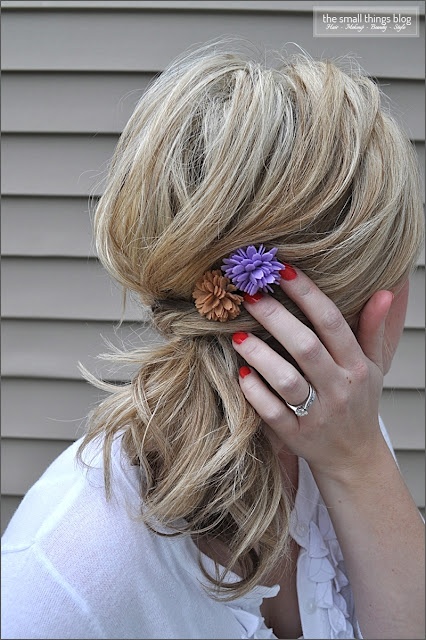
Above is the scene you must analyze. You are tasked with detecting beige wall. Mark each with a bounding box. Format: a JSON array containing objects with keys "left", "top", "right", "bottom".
[{"left": 1, "top": 0, "right": 425, "bottom": 533}]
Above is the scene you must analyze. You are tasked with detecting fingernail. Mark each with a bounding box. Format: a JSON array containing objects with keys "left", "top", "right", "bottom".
[
  {"left": 280, "top": 264, "right": 297, "bottom": 281},
  {"left": 239, "top": 366, "right": 251, "bottom": 378},
  {"left": 232, "top": 332, "right": 249, "bottom": 344},
  {"left": 243, "top": 292, "right": 263, "bottom": 303}
]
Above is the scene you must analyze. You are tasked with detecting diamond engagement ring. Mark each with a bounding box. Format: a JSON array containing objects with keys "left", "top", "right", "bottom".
[{"left": 284, "top": 383, "right": 316, "bottom": 417}]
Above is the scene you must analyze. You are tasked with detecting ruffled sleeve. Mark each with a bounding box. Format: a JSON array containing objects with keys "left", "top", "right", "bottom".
[
  {"left": 224, "top": 585, "right": 280, "bottom": 639},
  {"left": 291, "top": 458, "right": 362, "bottom": 639}
]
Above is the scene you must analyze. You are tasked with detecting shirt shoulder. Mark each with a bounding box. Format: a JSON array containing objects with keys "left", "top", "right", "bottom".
[
  {"left": 1, "top": 436, "right": 245, "bottom": 639},
  {"left": 2, "top": 439, "right": 86, "bottom": 550}
]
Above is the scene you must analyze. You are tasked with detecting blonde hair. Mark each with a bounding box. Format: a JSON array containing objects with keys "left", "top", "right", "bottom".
[{"left": 78, "top": 43, "right": 424, "bottom": 599}]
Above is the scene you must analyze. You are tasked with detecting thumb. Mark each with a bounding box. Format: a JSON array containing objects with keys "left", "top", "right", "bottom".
[{"left": 356, "top": 290, "right": 394, "bottom": 370}]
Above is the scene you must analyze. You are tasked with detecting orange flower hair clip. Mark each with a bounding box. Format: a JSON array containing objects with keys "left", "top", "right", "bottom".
[{"left": 192, "top": 270, "right": 243, "bottom": 322}]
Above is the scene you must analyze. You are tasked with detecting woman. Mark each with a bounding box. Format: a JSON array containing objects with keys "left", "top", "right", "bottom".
[{"left": 2, "top": 44, "right": 424, "bottom": 639}]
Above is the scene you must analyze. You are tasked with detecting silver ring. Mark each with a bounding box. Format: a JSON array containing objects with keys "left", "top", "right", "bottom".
[{"left": 284, "top": 383, "right": 316, "bottom": 417}]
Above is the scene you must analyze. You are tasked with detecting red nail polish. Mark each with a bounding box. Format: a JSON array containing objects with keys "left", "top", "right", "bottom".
[
  {"left": 280, "top": 264, "right": 297, "bottom": 281},
  {"left": 243, "top": 292, "right": 263, "bottom": 303},
  {"left": 239, "top": 366, "right": 251, "bottom": 378},
  {"left": 232, "top": 332, "right": 249, "bottom": 344}
]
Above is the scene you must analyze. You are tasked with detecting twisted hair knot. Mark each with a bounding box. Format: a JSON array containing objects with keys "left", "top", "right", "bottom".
[{"left": 150, "top": 299, "right": 259, "bottom": 340}]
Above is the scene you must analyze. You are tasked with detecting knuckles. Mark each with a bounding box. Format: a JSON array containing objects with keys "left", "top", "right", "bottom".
[
  {"left": 350, "top": 359, "right": 371, "bottom": 384},
  {"left": 296, "top": 281, "right": 314, "bottom": 299},
  {"left": 275, "top": 371, "right": 300, "bottom": 396},
  {"left": 259, "top": 299, "right": 282, "bottom": 322},
  {"left": 262, "top": 404, "right": 286, "bottom": 428},
  {"left": 241, "top": 338, "right": 261, "bottom": 359},
  {"left": 321, "top": 307, "right": 345, "bottom": 333},
  {"left": 294, "top": 333, "right": 322, "bottom": 362}
]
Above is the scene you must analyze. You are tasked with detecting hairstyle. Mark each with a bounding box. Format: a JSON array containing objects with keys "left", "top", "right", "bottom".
[{"left": 78, "top": 42, "right": 424, "bottom": 599}]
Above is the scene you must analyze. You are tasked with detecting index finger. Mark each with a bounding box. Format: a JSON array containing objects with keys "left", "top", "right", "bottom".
[{"left": 279, "top": 266, "right": 364, "bottom": 368}]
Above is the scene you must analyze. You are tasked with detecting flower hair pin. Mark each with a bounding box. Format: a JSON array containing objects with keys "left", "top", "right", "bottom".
[
  {"left": 221, "top": 245, "right": 284, "bottom": 296},
  {"left": 192, "top": 245, "right": 285, "bottom": 322},
  {"left": 192, "top": 270, "right": 243, "bottom": 322}
]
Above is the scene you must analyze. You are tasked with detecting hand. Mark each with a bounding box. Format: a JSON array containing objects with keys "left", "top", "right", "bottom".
[{"left": 231, "top": 267, "right": 395, "bottom": 479}]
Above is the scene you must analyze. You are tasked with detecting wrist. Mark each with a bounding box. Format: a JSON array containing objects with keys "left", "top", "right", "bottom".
[{"left": 310, "top": 432, "right": 396, "bottom": 490}]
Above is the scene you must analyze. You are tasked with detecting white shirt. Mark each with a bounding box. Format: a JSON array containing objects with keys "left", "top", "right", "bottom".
[{"left": 1, "top": 418, "right": 395, "bottom": 639}]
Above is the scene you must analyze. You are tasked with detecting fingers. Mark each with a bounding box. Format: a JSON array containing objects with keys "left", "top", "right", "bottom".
[
  {"left": 232, "top": 332, "right": 312, "bottom": 407},
  {"left": 237, "top": 365, "right": 298, "bottom": 447},
  {"left": 240, "top": 293, "right": 338, "bottom": 391},
  {"left": 232, "top": 266, "right": 389, "bottom": 469},
  {"left": 244, "top": 268, "right": 365, "bottom": 370}
]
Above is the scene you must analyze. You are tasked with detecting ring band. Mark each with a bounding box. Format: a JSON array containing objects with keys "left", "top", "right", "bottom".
[{"left": 284, "top": 383, "right": 316, "bottom": 417}]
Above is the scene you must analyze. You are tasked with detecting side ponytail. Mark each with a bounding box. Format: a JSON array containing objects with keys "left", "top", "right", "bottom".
[
  {"left": 78, "top": 43, "right": 424, "bottom": 599},
  {"left": 79, "top": 331, "right": 292, "bottom": 598}
]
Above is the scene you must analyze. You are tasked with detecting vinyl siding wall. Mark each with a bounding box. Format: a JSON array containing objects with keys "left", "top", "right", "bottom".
[{"left": 1, "top": 0, "right": 425, "bottom": 533}]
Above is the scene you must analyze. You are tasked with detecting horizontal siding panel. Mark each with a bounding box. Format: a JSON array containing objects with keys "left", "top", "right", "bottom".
[
  {"left": 1, "top": 197, "right": 95, "bottom": 257},
  {"left": 1, "top": 196, "right": 96, "bottom": 258},
  {"left": 2, "top": 135, "right": 425, "bottom": 200},
  {"left": 379, "top": 389, "right": 425, "bottom": 449},
  {"left": 2, "top": 437, "right": 423, "bottom": 506},
  {"left": 7, "top": 1, "right": 422, "bottom": 13},
  {"left": 2, "top": 197, "right": 425, "bottom": 267},
  {"left": 1, "top": 134, "right": 113, "bottom": 197},
  {"left": 1, "top": 438, "right": 74, "bottom": 496},
  {"left": 1, "top": 73, "right": 150, "bottom": 135},
  {"left": 407, "top": 267, "right": 425, "bottom": 327},
  {"left": 1, "top": 319, "right": 161, "bottom": 381},
  {"left": 383, "top": 329, "right": 425, "bottom": 389},
  {"left": 1, "top": 496, "right": 22, "bottom": 537},
  {"left": 2, "top": 319, "right": 424, "bottom": 387},
  {"left": 2, "top": 257, "right": 145, "bottom": 322},
  {"left": 1, "top": 379, "right": 105, "bottom": 441},
  {"left": 396, "top": 450, "right": 425, "bottom": 508},
  {"left": 2, "top": 73, "right": 424, "bottom": 141},
  {"left": 380, "top": 79, "right": 425, "bottom": 142},
  {"left": 2, "top": 258, "right": 424, "bottom": 327},
  {"left": 1, "top": 379, "right": 423, "bottom": 448},
  {"left": 2, "top": 10, "right": 424, "bottom": 78}
]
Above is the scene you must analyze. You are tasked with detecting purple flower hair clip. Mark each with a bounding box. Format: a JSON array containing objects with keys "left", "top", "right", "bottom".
[{"left": 221, "top": 245, "right": 284, "bottom": 296}]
